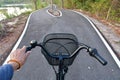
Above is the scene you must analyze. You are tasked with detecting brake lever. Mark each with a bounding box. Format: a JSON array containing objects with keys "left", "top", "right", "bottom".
[{"left": 88, "top": 48, "right": 107, "bottom": 66}]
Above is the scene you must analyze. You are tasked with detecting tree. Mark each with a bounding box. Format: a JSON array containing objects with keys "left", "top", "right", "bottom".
[
  {"left": 106, "top": 0, "right": 113, "bottom": 20},
  {"left": 61, "top": 0, "right": 64, "bottom": 8},
  {"left": 33, "top": 0, "right": 38, "bottom": 10},
  {"left": 106, "top": 0, "right": 120, "bottom": 21}
]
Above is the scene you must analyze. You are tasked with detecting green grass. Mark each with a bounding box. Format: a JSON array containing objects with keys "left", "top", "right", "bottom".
[{"left": 21, "top": 11, "right": 32, "bottom": 15}]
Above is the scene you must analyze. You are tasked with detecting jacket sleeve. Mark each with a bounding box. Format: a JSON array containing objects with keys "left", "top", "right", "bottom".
[{"left": 0, "top": 64, "right": 14, "bottom": 80}]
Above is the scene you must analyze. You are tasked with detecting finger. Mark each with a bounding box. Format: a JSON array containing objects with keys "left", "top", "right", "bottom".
[
  {"left": 21, "top": 46, "right": 26, "bottom": 53},
  {"left": 25, "top": 51, "right": 31, "bottom": 57}
]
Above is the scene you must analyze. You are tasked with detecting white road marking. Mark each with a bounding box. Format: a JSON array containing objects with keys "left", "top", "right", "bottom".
[{"left": 73, "top": 10, "right": 120, "bottom": 68}]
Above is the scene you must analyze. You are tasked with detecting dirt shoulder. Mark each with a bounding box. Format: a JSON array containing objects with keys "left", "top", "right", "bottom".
[{"left": 0, "top": 14, "right": 28, "bottom": 65}]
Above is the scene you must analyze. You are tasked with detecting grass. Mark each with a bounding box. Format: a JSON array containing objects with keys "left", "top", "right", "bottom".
[
  {"left": 3, "top": 12, "right": 13, "bottom": 19},
  {"left": 20, "top": 10, "right": 32, "bottom": 16}
]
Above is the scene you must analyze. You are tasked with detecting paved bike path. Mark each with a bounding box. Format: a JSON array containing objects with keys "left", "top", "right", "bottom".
[{"left": 12, "top": 8, "right": 120, "bottom": 80}]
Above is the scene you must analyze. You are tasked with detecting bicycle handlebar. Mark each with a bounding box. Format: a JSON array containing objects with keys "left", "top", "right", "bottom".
[{"left": 26, "top": 40, "right": 107, "bottom": 66}]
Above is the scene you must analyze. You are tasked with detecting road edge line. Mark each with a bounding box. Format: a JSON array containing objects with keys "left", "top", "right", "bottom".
[
  {"left": 3, "top": 13, "right": 32, "bottom": 64},
  {"left": 73, "top": 10, "right": 120, "bottom": 68}
]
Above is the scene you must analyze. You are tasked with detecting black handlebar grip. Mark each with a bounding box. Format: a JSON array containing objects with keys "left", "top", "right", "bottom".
[
  {"left": 93, "top": 52, "right": 107, "bottom": 65},
  {"left": 89, "top": 48, "right": 107, "bottom": 65},
  {"left": 26, "top": 46, "right": 32, "bottom": 52}
]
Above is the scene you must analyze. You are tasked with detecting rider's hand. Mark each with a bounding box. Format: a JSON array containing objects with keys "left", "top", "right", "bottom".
[{"left": 7, "top": 46, "right": 31, "bottom": 70}]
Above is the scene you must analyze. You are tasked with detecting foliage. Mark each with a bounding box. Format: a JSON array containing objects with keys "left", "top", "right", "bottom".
[
  {"left": 53, "top": 0, "right": 120, "bottom": 23},
  {"left": 37, "top": 1, "right": 47, "bottom": 9},
  {"left": 32, "top": 0, "right": 48, "bottom": 10},
  {"left": 1, "top": 11, "right": 13, "bottom": 19},
  {"left": 20, "top": 11, "right": 32, "bottom": 16}
]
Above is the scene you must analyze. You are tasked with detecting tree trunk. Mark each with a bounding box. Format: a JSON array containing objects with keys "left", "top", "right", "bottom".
[
  {"left": 106, "top": 0, "right": 114, "bottom": 20},
  {"left": 51, "top": 0, "right": 53, "bottom": 10},
  {"left": 106, "top": 6, "right": 112, "bottom": 20},
  {"left": 61, "top": 0, "right": 64, "bottom": 8},
  {"left": 33, "top": 0, "right": 37, "bottom": 10}
]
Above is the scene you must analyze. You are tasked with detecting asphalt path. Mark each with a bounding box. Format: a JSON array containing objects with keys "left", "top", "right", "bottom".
[{"left": 12, "top": 7, "right": 120, "bottom": 80}]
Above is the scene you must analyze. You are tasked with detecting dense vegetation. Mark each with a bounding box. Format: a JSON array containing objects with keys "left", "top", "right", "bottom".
[
  {"left": 31, "top": 0, "right": 120, "bottom": 23},
  {"left": 31, "top": 0, "right": 48, "bottom": 10},
  {"left": 54, "top": 0, "right": 120, "bottom": 23}
]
